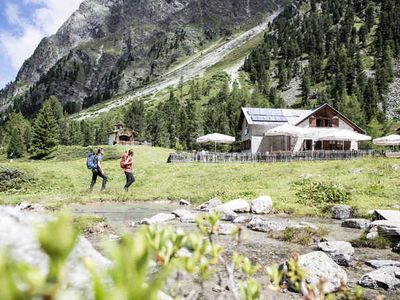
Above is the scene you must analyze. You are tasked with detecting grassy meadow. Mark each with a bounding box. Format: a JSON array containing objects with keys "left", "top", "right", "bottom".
[{"left": 0, "top": 145, "right": 399, "bottom": 216}]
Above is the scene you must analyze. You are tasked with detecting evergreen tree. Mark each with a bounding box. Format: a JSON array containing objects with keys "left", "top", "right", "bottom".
[
  {"left": 81, "top": 120, "right": 95, "bottom": 146},
  {"left": 363, "top": 78, "right": 379, "bottom": 122},
  {"left": 3, "top": 112, "right": 31, "bottom": 156},
  {"left": 301, "top": 68, "right": 311, "bottom": 107},
  {"left": 367, "top": 117, "right": 384, "bottom": 138},
  {"left": 31, "top": 99, "right": 60, "bottom": 158},
  {"left": 7, "top": 127, "right": 25, "bottom": 159},
  {"left": 124, "top": 99, "right": 145, "bottom": 134}
]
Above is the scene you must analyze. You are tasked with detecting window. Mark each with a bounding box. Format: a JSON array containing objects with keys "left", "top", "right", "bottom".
[
  {"left": 316, "top": 118, "right": 333, "bottom": 127},
  {"left": 244, "top": 121, "right": 249, "bottom": 135},
  {"left": 241, "top": 140, "right": 251, "bottom": 150}
]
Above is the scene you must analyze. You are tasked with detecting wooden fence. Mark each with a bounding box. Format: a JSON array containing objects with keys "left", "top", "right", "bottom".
[{"left": 167, "top": 150, "right": 375, "bottom": 163}]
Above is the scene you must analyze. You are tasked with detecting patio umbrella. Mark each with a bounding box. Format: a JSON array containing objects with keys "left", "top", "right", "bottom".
[
  {"left": 317, "top": 129, "right": 371, "bottom": 142},
  {"left": 317, "top": 129, "right": 371, "bottom": 150},
  {"left": 265, "top": 124, "right": 313, "bottom": 137},
  {"left": 196, "top": 133, "right": 235, "bottom": 152},
  {"left": 373, "top": 134, "right": 400, "bottom": 146}
]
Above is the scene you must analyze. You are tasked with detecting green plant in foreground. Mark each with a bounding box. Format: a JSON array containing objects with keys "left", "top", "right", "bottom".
[{"left": 0, "top": 211, "right": 367, "bottom": 300}]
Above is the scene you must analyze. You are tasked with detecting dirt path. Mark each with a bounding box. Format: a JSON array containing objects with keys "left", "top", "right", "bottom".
[{"left": 76, "top": 11, "right": 280, "bottom": 120}]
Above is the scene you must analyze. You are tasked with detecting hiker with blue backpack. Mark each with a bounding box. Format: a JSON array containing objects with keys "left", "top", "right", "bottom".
[{"left": 88, "top": 148, "right": 108, "bottom": 192}]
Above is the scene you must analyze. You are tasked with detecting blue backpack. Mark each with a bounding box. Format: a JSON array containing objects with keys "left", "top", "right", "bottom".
[{"left": 86, "top": 153, "right": 98, "bottom": 170}]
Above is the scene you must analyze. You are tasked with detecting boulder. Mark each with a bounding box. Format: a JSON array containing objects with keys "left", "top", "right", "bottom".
[
  {"left": 373, "top": 210, "right": 400, "bottom": 222},
  {"left": 366, "top": 260, "right": 400, "bottom": 269},
  {"left": 317, "top": 241, "right": 355, "bottom": 267},
  {"left": 288, "top": 222, "right": 318, "bottom": 231},
  {"left": 179, "top": 199, "right": 191, "bottom": 206},
  {"left": 219, "top": 224, "right": 238, "bottom": 235},
  {"left": 171, "top": 209, "right": 192, "bottom": 218},
  {"left": 214, "top": 199, "right": 250, "bottom": 213},
  {"left": 220, "top": 211, "right": 238, "bottom": 221},
  {"left": 251, "top": 196, "right": 273, "bottom": 214},
  {"left": 332, "top": 205, "right": 352, "bottom": 220},
  {"left": 283, "top": 251, "right": 347, "bottom": 294},
  {"left": 369, "top": 220, "right": 400, "bottom": 242},
  {"left": 0, "top": 206, "right": 111, "bottom": 296},
  {"left": 394, "top": 241, "right": 400, "bottom": 253},
  {"left": 247, "top": 217, "right": 287, "bottom": 232},
  {"left": 140, "top": 213, "right": 176, "bottom": 225},
  {"left": 366, "top": 231, "right": 379, "bottom": 240},
  {"left": 233, "top": 216, "right": 251, "bottom": 224},
  {"left": 359, "top": 266, "right": 400, "bottom": 291},
  {"left": 16, "top": 202, "right": 44, "bottom": 212},
  {"left": 196, "top": 198, "right": 222, "bottom": 212},
  {"left": 341, "top": 219, "right": 370, "bottom": 229},
  {"left": 180, "top": 213, "right": 198, "bottom": 223}
]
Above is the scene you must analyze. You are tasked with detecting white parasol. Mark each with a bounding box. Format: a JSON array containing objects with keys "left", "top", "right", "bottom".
[
  {"left": 373, "top": 134, "right": 400, "bottom": 146},
  {"left": 196, "top": 133, "right": 235, "bottom": 152}
]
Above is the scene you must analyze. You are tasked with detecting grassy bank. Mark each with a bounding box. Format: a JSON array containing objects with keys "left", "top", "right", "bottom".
[{"left": 0, "top": 145, "right": 399, "bottom": 215}]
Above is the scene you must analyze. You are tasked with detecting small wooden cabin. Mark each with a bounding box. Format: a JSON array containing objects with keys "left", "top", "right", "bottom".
[{"left": 108, "top": 123, "right": 138, "bottom": 146}]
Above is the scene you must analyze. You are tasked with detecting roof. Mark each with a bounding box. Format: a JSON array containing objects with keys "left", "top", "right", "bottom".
[
  {"left": 294, "top": 103, "right": 365, "bottom": 133},
  {"left": 240, "top": 103, "right": 366, "bottom": 134},
  {"left": 241, "top": 107, "right": 311, "bottom": 126}
]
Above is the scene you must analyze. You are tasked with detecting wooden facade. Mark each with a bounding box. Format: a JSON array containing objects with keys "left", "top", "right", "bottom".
[{"left": 108, "top": 123, "right": 138, "bottom": 146}]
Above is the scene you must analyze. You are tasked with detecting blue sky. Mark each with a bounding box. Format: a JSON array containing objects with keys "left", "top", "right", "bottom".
[{"left": 0, "top": 0, "right": 83, "bottom": 89}]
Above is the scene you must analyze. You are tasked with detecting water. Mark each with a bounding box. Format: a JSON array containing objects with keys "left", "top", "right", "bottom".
[{"left": 72, "top": 202, "right": 179, "bottom": 230}]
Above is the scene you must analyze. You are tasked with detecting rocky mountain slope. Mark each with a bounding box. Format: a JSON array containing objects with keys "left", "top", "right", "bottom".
[{"left": 0, "top": 0, "right": 286, "bottom": 117}]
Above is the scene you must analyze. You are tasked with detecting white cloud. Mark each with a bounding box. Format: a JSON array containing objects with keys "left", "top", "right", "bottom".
[{"left": 0, "top": 0, "right": 83, "bottom": 80}]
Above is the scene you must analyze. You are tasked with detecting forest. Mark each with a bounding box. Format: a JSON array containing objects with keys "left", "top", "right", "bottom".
[{"left": 1, "top": 0, "right": 400, "bottom": 157}]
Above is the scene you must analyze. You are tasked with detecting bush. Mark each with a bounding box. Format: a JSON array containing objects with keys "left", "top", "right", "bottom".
[
  {"left": 271, "top": 226, "right": 329, "bottom": 246},
  {"left": 293, "top": 179, "right": 351, "bottom": 212},
  {"left": 0, "top": 166, "right": 34, "bottom": 193},
  {"left": 351, "top": 232, "right": 393, "bottom": 249}
]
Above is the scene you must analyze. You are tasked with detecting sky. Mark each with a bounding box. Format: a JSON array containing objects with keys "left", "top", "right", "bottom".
[{"left": 0, "top": 0, "right": 83, "bottom": 89}]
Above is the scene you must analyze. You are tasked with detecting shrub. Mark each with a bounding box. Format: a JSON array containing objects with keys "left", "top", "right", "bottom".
[
  {"left": 350, "top": 232, "right": 393, "bottom": 249},
  {"left": 271, "top": 226, "right": 329, "bottom": 246},
  {"left": 0, "top": 166, "right": 34, "bottom": 193},
  {"left": 293, "top": 179, "right": 351, "bottom": 212}
]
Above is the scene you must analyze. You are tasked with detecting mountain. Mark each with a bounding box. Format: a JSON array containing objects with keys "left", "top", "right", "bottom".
[{"left": 0, "top": 0, "right": 285, "bottom": 117}]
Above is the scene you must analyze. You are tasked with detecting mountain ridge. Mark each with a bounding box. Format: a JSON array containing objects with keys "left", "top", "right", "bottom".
[{"left": 0, "top": 0, "right": 284, "bottom": 117}]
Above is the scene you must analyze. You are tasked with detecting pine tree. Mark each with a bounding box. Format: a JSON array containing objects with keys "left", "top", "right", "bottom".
[
  {"left": 301, "top": 68, "right": 311, "bottom": 107},
  {"left": 363, "top": 78, "right": 379, "bottom": 122},
  {"left": 31, "top": 99, "right": 60, "bottom": 158},
  {"left": 7, "top": 126, "right": 25, "bottom": 159},
  {"left": 124, "top": 99, "right": 145, "bottom": 134},
  {"left": 81, "top": 120, "right": 95, "bottom": 146}
]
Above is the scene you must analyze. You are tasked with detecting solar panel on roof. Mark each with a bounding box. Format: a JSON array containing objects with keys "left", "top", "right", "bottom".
[{"left": 251, "top": 115, "right": 287, "bottom": 122}]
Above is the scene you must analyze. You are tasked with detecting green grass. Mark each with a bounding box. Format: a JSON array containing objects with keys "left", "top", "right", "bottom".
[
  {"left": 73, "top": 215, "right": 107, "bottom": 234},
  {"left": 206, "top": 30, "right": 265, "bottom": 75},
  {"left": 350, "top": 232, "right": 393, "bottom": 249},
  {"left": 271, "top": 226, "right": 329, "bottom": 246},
  {"left": 0, "top": 146, "right": 399, "bottom": 216}
]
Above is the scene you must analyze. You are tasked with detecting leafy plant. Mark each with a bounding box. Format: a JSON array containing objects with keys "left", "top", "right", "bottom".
[{"left": 294, "top": 179, "right": 351, "bottom": 211}]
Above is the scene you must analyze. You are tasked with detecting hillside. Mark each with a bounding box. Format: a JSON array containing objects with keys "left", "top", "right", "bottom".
[
  {"left": 0, "top": 0, "right": 285, "bottom": 118},
  {"left": 243, "top": 0, "right": 400, "bottom": 127}
]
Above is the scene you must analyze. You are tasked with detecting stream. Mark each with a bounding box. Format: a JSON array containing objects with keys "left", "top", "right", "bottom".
[{"left": 71, "top": 202, "right": 400, "bottom": 299}]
